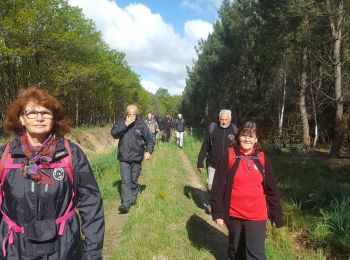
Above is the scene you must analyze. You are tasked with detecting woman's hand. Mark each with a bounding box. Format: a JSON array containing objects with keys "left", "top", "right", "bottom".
[{"left": 215, "top": 218, "right": 224, "bottom": 227}]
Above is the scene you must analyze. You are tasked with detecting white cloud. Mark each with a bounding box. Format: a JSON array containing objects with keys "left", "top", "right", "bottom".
[
  {"left": 184, "top": 20, "right": 213, "bottom": 44},
  {"left": 180, "top": 0, "right": 224, "bottom": 15},
  {"left": 180, "top": 0, "right": 205, "bottom": 14},
  {"left": 140, "top": 80, "right": 161, "bottom": 94},
  {"left": 68, "top": 0, "right": 213, "bottom": 95}
]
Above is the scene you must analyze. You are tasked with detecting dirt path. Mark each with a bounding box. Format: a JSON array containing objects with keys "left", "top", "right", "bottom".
[
  {"left": 102, "top": 201, "right": 128, "bottom": 259},
  {"left": 178, "top": 149, "right": 229, "bottom": 260},
  {"left": 102, "top": 166, "right": 147, "bottom": 259},
  {"left": 102, "top": 146, "right": 228, "bottom": 259}
]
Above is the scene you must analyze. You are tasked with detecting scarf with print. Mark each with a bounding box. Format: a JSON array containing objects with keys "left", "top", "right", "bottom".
[{"left": 20, "top": 134, "right": 56, "bottom": 185}]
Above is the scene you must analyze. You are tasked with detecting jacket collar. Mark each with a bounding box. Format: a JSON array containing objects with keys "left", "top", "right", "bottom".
[{"left": 10, "top": 135, "right": 68, "bottom": 159}]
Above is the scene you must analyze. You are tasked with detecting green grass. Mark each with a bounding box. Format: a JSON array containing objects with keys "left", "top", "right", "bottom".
[
  {"left": 90, "top": 149, "right": 120, "bottom": 206},
  {"left": 182, "top": 132, "right": 207, "bottom": 187},
  {"left": 110, "top": 142, "right": 217, "bottom": 259}
]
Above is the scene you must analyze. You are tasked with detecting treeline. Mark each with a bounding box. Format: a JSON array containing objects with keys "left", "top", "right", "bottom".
[
  {"left": 0, "top": 0, "right": 180, "bottom": 130},
  {"left": 182, "top": 0, "right": 350, "bottom": 157}
]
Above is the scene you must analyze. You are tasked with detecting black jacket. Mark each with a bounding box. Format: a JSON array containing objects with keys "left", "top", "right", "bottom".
[
  {"left": 174, "top": 119, "right": 186, "bottom": 132},
  {"left": 197, "top": 122, "right": 237, "bottom": 169},
  {"left": 159, "top": 118, "right": 172, "bottom": 132},
  {"left": 210, "top": 148, "right": 284, "bottom": 228},
  {"left": 0, "top": 136, "right": 104, "bottom": 260},
  {"left": 111, "top": 116, "right": 154, "bottom": 162}
]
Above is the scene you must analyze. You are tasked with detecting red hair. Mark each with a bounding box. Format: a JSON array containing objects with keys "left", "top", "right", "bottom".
[{"left": 4, "top": 86, "right": 72, "bottom": 136}]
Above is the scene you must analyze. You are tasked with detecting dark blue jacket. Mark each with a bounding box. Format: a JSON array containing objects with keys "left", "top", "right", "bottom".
[{"left": 111, "top": 116, "right": 154, "bottom": 162}]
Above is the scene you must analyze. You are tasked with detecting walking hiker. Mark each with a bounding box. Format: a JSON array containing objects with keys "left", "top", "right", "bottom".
[
  {"left": 111, "top": 105, "right": 154, "bottom": 213},
  {"left": 160, "top": 114, "right": 172, "bottom": 142},
  {"left": 145, "top": 112, "right": 159, "bottom": 144},
  {"left": 211, "top": 121, "right": 284, "bottom": 260},
  {"left": 197, "top": 109, "right": 238, "bottom": 214},
  {"left": 173, "top": 114, "right": 186, "bottom": 148},
  {"left": 0, "top": 87, "right": 105, "bottom": 259}
]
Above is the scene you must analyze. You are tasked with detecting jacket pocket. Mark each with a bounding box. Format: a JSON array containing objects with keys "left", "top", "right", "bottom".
[{"left": 24, "top": 219, "right": 58, "bottom": 257}]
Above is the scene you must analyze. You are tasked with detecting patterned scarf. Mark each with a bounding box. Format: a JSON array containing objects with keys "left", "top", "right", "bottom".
[{"left": 20, "top": 134, "right": 57, "bottom": 185}]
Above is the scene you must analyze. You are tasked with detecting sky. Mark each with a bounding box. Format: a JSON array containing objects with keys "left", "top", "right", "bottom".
[{"left": 68, "top": 0, "right": 224, "bottom": 95}]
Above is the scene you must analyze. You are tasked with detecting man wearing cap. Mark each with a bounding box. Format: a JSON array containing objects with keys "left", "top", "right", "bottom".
[{"left": 174, "top": 113, "right": 186, "bottom": 148}]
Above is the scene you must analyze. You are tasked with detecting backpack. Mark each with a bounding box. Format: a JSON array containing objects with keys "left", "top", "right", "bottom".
[
  {"left": 0, "top": 139, "right": 75, "bottom": 257},
  {"left": 227, "top": 145, "right": 266, "bottom": 178},
  {"left": 208, "top": 122, "right": 238, "bottom": 148}
]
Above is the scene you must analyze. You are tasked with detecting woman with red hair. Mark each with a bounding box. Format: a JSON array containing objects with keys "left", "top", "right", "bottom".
[{"left": 0, "top": 87, "right": 104, "bottom": 259}]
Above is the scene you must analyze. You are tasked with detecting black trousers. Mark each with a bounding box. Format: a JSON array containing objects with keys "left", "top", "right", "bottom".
[{"left": 227, "top": 218, "right": 266, "bottom": 260}]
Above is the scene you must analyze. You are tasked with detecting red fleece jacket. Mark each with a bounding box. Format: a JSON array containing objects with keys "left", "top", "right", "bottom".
[{"left": 229, "top": 148, "right": 267, "bottom": 220}]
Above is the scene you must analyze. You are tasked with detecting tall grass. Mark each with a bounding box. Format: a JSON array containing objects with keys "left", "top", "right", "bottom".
[{"left": 90, "top": 149, "right": 120, "bottom": 203}]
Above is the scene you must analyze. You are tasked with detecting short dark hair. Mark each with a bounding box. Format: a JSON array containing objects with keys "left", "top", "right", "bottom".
[
  {"left": 4, "top": 86, "right": 72, "bottom": 136},
  {"left": 236, "top": 120, "right": 262, "bottom": 150}
]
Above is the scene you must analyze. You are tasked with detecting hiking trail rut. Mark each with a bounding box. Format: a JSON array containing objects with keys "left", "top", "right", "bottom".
[
  {"left": 178, "top": 149, "right": 229, "bottom": 260},
  {"left": 102, "top": 145, "right": 229, "bottom": 259}
]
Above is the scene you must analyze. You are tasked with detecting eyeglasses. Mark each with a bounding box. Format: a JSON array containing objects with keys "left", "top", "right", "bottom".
[
  {"left": 239, "top": 135, "right": 257, "bottom": 141},
  {"left": 23, "top": 110, "right": 54, "bottom": 119}
]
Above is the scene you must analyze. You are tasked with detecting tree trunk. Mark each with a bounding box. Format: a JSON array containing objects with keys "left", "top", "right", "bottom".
[
  {"left": 310, "top": 83, "right": 318, "bottom": 149},
  {"left": 278, "top": 57, "right": 287, "bottom": 139},
  {"left": 299, "top": 46, "right": 311, "bottom": 149},
  {"left": 75, "top": 98, "right": 79, "bottom": 126},
  {"left": 328, "top": 0, "right": 344, "bottom": 158}
]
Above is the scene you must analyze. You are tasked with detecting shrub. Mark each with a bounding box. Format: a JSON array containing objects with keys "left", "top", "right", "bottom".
[{"left": 319, "top": 197, "right": 350, "bottom": 252}]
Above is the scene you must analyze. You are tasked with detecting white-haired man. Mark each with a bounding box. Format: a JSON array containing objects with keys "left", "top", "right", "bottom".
[
  {"left": 174, "top": 113, "right": 186, "bottom": 148},
  {"left": 197, "top": 109, "right": 238, "bottom": 214}
]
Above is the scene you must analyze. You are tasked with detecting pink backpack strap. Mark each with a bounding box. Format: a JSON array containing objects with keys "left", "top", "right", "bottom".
[
  {"left": 0, "top": 143, "right": 13, "bottom": 184},
  {"left": 227, "top": 147, "right": 236, "bottom": 170},
  {"left": 56, "top": 139, "right": 75, "bottom": 236},
  {"left": 63, "top": 139, "right": 73, "bottom": 184},
  {"left": 258, "top": 151, "right": 266, "bottom": 170},
  {"left": 1, "top": 212, "right": 24, "bottom": 256}
]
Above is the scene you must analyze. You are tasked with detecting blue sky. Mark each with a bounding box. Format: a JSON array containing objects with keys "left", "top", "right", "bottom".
[
  {"left": 69, "top": 0, "right": 223, "bottom": 95},
  {"left": 116, "top": 0, "right": 219, "bottom": 35}
]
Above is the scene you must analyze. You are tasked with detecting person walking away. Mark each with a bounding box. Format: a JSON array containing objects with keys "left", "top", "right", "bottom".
[
  {"left": 174, "top": 114, "right": 186, "bottom": 148},
  {"left": 0, "top": 86, "right": 104, "bottom": 259},
  {"left": 160, "top": 114, "right": 172, "bottom": 142},
  {"left": 111, "top": 105, "right": 154, "bottom": 213},
  {"left": 197, "top": 109, "right": 238, "bottom": 214},
  {"left": 211, "top": 121, "right": 284, "bottom": 260}
]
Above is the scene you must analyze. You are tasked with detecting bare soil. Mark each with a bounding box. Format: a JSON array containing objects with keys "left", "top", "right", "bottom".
[
  {"left": 102, "top": 201, "right": 128, "bottom": 259},
  {"left": 66, "top": 125, "right": 116, "bottom": 157},
  {"left": 178, "top": 149, "right": 229, "bottom": 260}
]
